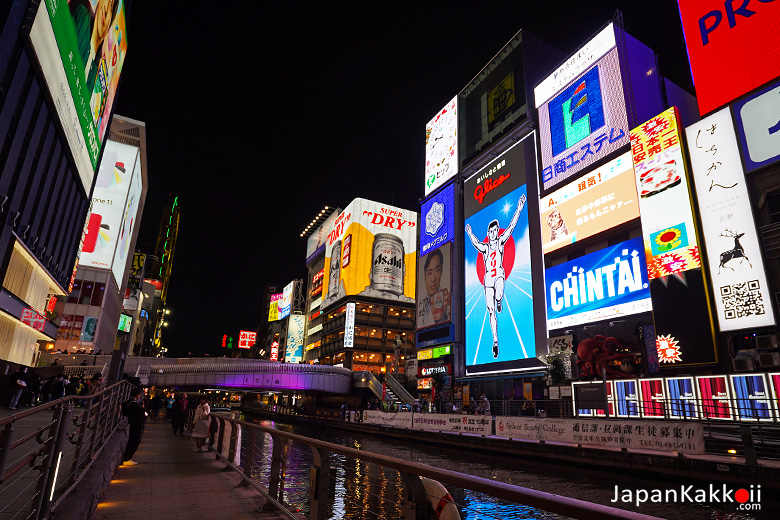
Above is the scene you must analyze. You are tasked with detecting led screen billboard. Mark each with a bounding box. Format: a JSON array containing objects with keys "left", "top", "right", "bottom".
[
  {"left": 464, "top": 137, "right": 537, "bottom": 374},
  {"left": 111, "top": 152, "right": 142, "bottom": 287},
  {"left": 285, "top": 314, "right": 305, "bottom": 363},
  {"left": 80, "top": 140, "right": 140, "bottom": 279},
  {"left": 545, "top": 237, "right": 652, "bottom": 330},
  {"left": 279, "top": 282, "right": 294, "bottom": 320},
  {"left": 686, "top": 109, "right": 776, "bottom": 332},
  {"left": 535, "top": 25, "right": 629, "bottom": 191},
  {"left": 268, "top": 293, "right": 282, "bottom": 322},
  {"left": 420, "top": 183, "right": 455, "bottom": 256},
  {"left": 117, "top": 314, "right": 131, "bottom": 333},
  {"left": 424, "top": 97, "right": 458, "bottom": 196},
  {"left": 677, "top": 0, "right": 780, "bottom": 115},
  {"left": 540, "top": 152, "right": 638, "bottom": 254},
  {"left": 732, "top": 77, "right": 780, "bottom": 173},
  {"left": 417, "top": 243, "right": 451, "bottom": 330},
  {"left": 28, "top": 0, "right": 128, "bottom": 194},
  {"left": 321, "top": 199, "right": 417, "bottom": 309}
]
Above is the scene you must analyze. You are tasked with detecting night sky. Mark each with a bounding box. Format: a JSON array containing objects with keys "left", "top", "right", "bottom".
[{"left": 113, "top": 1, "right": 693, "bottom": 357}]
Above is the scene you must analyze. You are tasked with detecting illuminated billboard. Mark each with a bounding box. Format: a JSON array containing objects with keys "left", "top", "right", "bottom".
[
  {"left": 540, "top": 152, "right": 638, "bottom": 254},
  {"left": 730, "top": 374, "right": 773, "bottom": 422},
  {"left": 420, "top": 183, "right": 455, "bottom": 256},
  {"left": 733, "top": 77, "right": 780, "bottom": 173},
  {"left": 310, "top": 269, "right": 324, "bottom": 297},
  {"left": 285, "top": 315, "right": 305, "bottom": 363},
  {"left": 28, "top": 0, "right": 129, "bottom": 194},
  {"left": 238, "top": 330, "right": 256, "bottom": 350},
  {"left": 268, "top": 293, "right": 282, "bottom": 322},
  {"left": 665, "top": 376, "right": 698, "bottom": 419},
  {"left": 695, "top": 375, "right": 732, "bottom": 420},
  {"left": 417, "top": 243, "right": 451, "bottom": 330},
  {"left": 535, "top": 24, "right": 629, "bottom": 191},
  {"left": 424, "top": 97, "right": 458, "bottom": 196},
  {"left": 80, "top": 140, "right": 140, "bottom": 280},
  {"left": 464, "top": 137, "right": 537, "bottom": 374},
  {"left": 122, "top": 253, "right": 145, "bottom": 312},
  {"left": 117, "top": 314, "right": 131, "bottom": 333},
  {"left": 416, "top": 345, "right": 451, "bottom": 361},
  {"left": 279, "top": 282, "right": 294, "bottom": 320},
  {"left": 321, "top": 199, "right": 417, "bottom": 308},
  {"left": 677, "top": 0, "right": 780, "bottom": 115},
  {"left": 686, "top": 109, "right": 776, "bottom": 332},
  {"left": 630, "top": 107, "right": 700, "bottom": 279},
  {"left": 306, "top": 210, "right": 340, "bottom": 264},
  {"left": 343, "top": 302, "right": 355, "bottom": 349},
  {"left": 111, "top": 151, "right": 142, "bottom": 287},
  {"left": 545, "top": 237, "right": 652, "bottom": 330}
]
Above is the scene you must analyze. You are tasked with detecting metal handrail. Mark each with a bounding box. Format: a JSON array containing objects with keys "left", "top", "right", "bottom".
[
  {"left": 207, "top": 413, "right": 662, "bottom": 520},
  {"left": 385, "top": 373, "right": 416, "bottom": 405}
]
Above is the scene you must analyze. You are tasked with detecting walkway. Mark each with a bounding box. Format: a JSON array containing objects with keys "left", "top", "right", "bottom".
[{"left": 90, "top": 420, "right": 295, "bottom": 520}]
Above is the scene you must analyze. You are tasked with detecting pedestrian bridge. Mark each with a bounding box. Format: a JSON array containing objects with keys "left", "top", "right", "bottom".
[{"left": 142, "top": 361, "right": 352, "bottom": 394}]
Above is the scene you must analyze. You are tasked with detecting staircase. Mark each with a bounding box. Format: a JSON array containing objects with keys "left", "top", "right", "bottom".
[{"left": 352, "top": 371, "right": 415, "bottom": 409}]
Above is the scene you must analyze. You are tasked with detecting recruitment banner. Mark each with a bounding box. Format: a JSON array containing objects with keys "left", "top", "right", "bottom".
[
  {"left": 362, "top": 411, "right": 413, "bottom": 428},
  {"left": 411, "top": 414, "right": 492, "bottom": 435},
  {"left": 494, "top": 417, "right": 704, "bottom": 455}
]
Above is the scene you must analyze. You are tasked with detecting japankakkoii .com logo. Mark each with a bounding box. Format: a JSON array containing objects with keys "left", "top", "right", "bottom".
[{"left": 612, "top": 484, "right": 761, "bottom": 511}]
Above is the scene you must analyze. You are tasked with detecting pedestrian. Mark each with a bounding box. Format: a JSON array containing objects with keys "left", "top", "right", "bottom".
[
  {"left": 166, "top": 395, "right": 174, "bottom": 418},
  {"left": 191, "top": 397, "right": 210, "bottom": 451},
  {"left": 150, "top": 394, "right": 162, "bottom": 420},
  {"left": 469, "top": 396, "right": 477, "bottom": 415},
  {"left": 340, "top": 402, "right": 349, "bottom": 420},
  {"left": 121, "top": 387, "right": 146, "bottom": 466},
  {"left": 480, "top": 394, "right": 491, "bottom": 416},
  {"left": 50, "top": 374, "right": 66, "bottom": 401},
  {"left": 7, "top": 366, "right": 28, "bottom": 410},
  {"left": 172, "top": 393, "right": 187, "bottom": 435},
  {"left": 86, "top": 373, "right": 104, "bottom": 396}
]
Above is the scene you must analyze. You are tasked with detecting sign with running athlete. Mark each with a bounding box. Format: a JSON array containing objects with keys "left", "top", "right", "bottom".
[{"left": 463, "top": 136, "right": 537, "bottom": 375}]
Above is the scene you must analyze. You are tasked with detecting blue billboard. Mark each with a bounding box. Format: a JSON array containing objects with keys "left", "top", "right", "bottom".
[
  {"left": 420, "top": 183, "right": 455, "bottom": 256},
  {"left": 545, "top": 236, "right": 652, "bottom": 330}
]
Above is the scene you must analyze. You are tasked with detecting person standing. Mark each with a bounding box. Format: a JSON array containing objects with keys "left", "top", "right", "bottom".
[
  {"left": 50, "top": 374, "right": 66, "bottom": 401},
  {"left": 86, "top": 373, "right": 104, "bottom": 397},
  {"left": 190, "top": 397, "right": 210, "bottom": 451},
  {"left": 122, "top": 387, "right": 146, "bottom": 466},
  {"left": 7, "top": 366, "right": 28, "bottom": 410},
  {"left": 172, "top": 393, "right": 187, "bottom": 436},
  {"left": 480, "top": 394, "right": 491, "bottom": 416}
]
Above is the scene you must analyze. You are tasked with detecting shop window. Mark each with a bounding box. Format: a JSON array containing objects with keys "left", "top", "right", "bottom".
[
  {"left": 67, "top": 280, "right": 81, "bottom": 303},
  {"left": 90, "top": 282, "right": 105, "bottom": 306},
  {"left": 79, "top": 283, "right": 93, "bottom": 305}
]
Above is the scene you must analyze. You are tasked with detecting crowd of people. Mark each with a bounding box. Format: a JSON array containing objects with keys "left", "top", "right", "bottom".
[{"left": 5, "top": 367, "right": 105, "bottom": 410}]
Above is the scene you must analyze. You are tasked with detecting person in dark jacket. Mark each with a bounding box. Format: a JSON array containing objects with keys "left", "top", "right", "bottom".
[
  {"left": 172, "top": 393, "right": 188, "bottom": 436},
  {"left": 122, "top": 387, "right": 146, "bottom": 465},
  {"left": 7, "top": 367, "right": 28, "bottom": 410}
]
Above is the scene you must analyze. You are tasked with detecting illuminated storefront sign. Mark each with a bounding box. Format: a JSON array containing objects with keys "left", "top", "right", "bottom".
[
  {"left": 732, "top": 77, "right": 780, "bottom": 173},
  {"left": 686, "top": 109, "right": 776, "bottom": 332},
  {"left": 656, "top": 335, "right": 682, "bottom": 364},
  {"left": 535, "top": 24, "right": 629, "bottom": 191},
  {"left": 540, "top": 152, "right": 638, "bottom": 254},
  {"left": 270, "top": 341, "right": 279, "bottom": 361},
  {"left": 419, "top": 364, "right": 451, "bottom": 377},
  {"left": 238, "top": 330, "right": 256, "bottom": 349},
  {"left": 343, "top": 302, "right": 355, "bottom": 349},
  {"left": 677, "top": 0, "right": 780, "bottom": 115},
  {"left": 268, "top": 293, "right": 282, "bottom": 322},
  {"left": 425, "top": 97, "right": 458, "bottom": 196},
  {"left": 416, "top": 345, "right": 451, "bottom": 361},
  {"left": 310, "top": 269, "right": 324, "bottom": 297},
  {"left": 279, "top": 282, "right": 294, "bottom": 320},
  {"left": 417, "top": 378, "right": 433, "bottom": 390},
  {"left": 420, "top": 183, "right": 455, "bottom": 255},
  {"left": 21, "top": 309, "right": 45, "bottom": 332},
  {"left": 545, "top": 237, "right": 652, "bottom": 330}
]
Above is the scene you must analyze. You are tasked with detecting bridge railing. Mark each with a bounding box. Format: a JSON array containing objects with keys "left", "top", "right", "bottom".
[
  {"left": 205, "top": 413, "right": 662, "bottom": 520},
  {"left": 0, "top": 381, "right": 134, "bottom": 520},
  {"left": 147, "top": 362, "right": 352, "bottom": 375}
]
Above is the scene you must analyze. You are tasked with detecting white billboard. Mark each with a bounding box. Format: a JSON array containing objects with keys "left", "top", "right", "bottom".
[
  {"left": 285, "top": 314, "right": 305, "bottom": 363},
  {"left": 344, "top": 302, "right": 356, "bottom": 349},
  {"left": 110, "top": 152, "right": 142, "bottom": 288},
  {"left": 424, "top": 97, "right": 458, "bottom": 196},
  {"left": 80, "top": 140, "right": 140, "bottom": 282},
  {"left": 686, "top": 108, "right": 776, "bottom": 331},
  {"left": 279, "top": 281, "right": 294, "bottom": 320}
]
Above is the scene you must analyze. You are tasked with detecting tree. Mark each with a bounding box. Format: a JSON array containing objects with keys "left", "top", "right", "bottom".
[{"left": 546, "top": 353, "right": 569, "bottom": 386}]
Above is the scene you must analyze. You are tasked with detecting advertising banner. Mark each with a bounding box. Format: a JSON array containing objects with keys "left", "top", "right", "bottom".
[
  {"left": 321, "top": 199, "right": 417, "bottom": 309},
  {"left": 82, "top": 317, "right": 98, "bottom": 340},
  {"left": 695, "top": 375, "right": 732, "bottom": 420},
  {"left": 418, "top": 364, "right": 450, "bottom": 378},
  {"left": 638, "top": 378, "right": 665, "bottom": 418},
  {"left": 540, "top": 152, "right": 639, "bottom": 254},
  {"left": 613, "top": 380, "right": 641, "bottom": 418},
  {"left": 545, "top": 237, "right": 652, "bottom": 330},
  {"left": 677, "top": 0, "right": 780, "bottom": 115},
  {"left": 343, "top": 302, "right": 355, "bottom": 349},
  {"left": 425, "top": 97, "right": 458, "bottom": 196},
  {"left": 111, "top": 152, "right": 143, "bottom": 287},
  {"left": 122, "top": 253, "right": 145, "bottom": 312},
  {"left": 770, "top": 373, "right": 780, "bottom": 417},
  {"left": 733, "top": 77, "right": 780, "bottom": 173},
  {"left": 417, "top": 243, "right": 451, "bottom": 330},
  {"left": 268, "top": 293, "right": 282, "bottom": 322},
  {"left": 362, "top": 410, "right": 413, "bottom": 428},
  {"left": 665, "top": 377, "right": 698, "bottom": 419},
  {"left": 494, "top": 417, "right": 705, "bottom": 455},
  {"left": 238, "top": 330, "right": 256, "bottom": 350},
  {"left": 285, "top": 315, "right": 305, "bottom": 363},
  {"left": 269, "top": 341, "right": 279, "bottom": 361},
  {"left": 80, "top": 141, "right": 140, "bottom": 275},
  {"left": 279, "top": 282, "right": 294, "bottom": 320},
  {"left": 573, "top": 381, "right": 614, "bottom": 417},
  {"left": 416, "top": 345, "right": 451, "bottom": 361},
  {"left": 310, "top": 269, "right": 324, "bottom": 297},
  {"left": 536, "top": 24, "right": 629, "bottom": 191},
  {"left": 630, "top": 107, "right": 700, "bottom": 279},
  {"left": 420, "top": 183, "right": 455, "bottom": 255},
  {"left": 411, "top": 414, "right": 492, "bottom": 435},
  {"left": 306, "top": 211, "right": 340, "bottom": 264},
  {"left": 730, "top": 374, "right": 773, "bottom": 422},
  {"left": 28, "top": 0, "right": 128, "bottom": 193},
  {"left": 686, "top": 109, "right": 776, "bottom": 331}
]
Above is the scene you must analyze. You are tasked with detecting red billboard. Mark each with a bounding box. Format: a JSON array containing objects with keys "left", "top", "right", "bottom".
[{"left": 677, "top": 1, "right": 780, "bottom": 115}]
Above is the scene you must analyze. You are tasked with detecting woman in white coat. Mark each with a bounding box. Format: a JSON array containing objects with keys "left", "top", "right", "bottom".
[{"left": 191, "top": 397, "right": 211, "bottom": 451}]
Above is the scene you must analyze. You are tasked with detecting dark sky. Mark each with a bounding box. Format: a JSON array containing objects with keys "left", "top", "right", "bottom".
[{"left": 113, "top": 1, "right": 693, "bottom": 357}]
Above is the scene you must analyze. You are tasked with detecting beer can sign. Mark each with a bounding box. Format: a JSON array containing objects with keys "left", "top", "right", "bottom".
[{"left": 371, "top": 234, "right": 405, "bottom": 295}]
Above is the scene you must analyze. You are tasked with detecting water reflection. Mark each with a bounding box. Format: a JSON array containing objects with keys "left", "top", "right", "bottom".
[{"left": 242, "top": 417, "right": 768, "bottom": 520}]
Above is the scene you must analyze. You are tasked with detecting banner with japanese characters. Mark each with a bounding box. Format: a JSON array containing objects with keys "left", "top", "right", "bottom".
[
  {"left": 411, "top": 414, "right": 492, "bottom": 435},
  {"left": 494, "top": 417, "right": 704, "bottom": 454},
  {"left": 362, "top": 410, "right": 413, "bottom": 428},
  {"left": 686, "top": 109, "right": 776, "bottom": 332}
]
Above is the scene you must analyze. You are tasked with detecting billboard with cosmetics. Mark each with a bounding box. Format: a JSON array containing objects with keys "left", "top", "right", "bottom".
[
  {"left": 613, "top": 380, "right": 640, "bottom": 418},
  {"left": 665, "top": 377, "right": 698, "bottom": 419},
  {"left": 730, "top": 374, "right": 774, "bottom": 422},
  {"left": 638, "top": 378, "right": 665, "bottom": 418},
  {"left": 695, "top": 375, "right": 732, "bottom": 420}
]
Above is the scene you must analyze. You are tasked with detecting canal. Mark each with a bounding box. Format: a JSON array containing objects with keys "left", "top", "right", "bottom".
[{"left": 240, "top": 415, "right": 774, "bottom": 520}]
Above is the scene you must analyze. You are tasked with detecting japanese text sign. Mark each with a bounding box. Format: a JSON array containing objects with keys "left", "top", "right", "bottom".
[
  {"left": 238, "top": 330, "right": 256, "bottom": 349},
  {"left": 420, "top": 183, "right": 455, "bottom": 256}
]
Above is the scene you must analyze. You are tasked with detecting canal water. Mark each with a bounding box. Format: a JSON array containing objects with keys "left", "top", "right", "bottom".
[{"left": 241, "top": 416, "right": 773, "bottom": 520}]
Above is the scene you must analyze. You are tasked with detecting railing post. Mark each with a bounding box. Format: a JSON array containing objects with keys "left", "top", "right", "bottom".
[
  {"left": 741, "top": 425, "right": 759, "bottom": 465},
  {"left": 216, "top": 417, "right": 226, "bottom": 458},
  {"left": 399, "top": 472, "right": 429, "bottom": 520},
  {"left": 0, "top": 423, "right": 15, "bottom": 484},
  {"left": 69, "top": 398, "right": 92, "bottom": 486},
  {"left": 31, "top": 404, "right": 65, "bottom": 520},
  {"left": 267, "top": 433, "right": 284, "bottom": 501},
  {"left": 238, "top": 427, "right": 255, "bottom": 487},
  {"left": 40, "top": 402, "right": 73, "bottom": 519},
  {"left": 227, "top": 419, "right": 238, "bottom": 465},
  {"left": 308, "top": 447, "right": 330, "bottom": 520}
]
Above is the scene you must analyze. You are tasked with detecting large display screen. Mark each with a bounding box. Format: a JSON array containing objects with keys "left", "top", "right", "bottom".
[
  {"left": 536, "top": 25, "right": 629, "bottom": 191},
  {"left": 545, "top": 237, "right": 652, "bottom": 330},
  {"left": 464, "top": 137, "right": 537, "bottom": 374},
  {"left": 417, "top": 243, "right": 451, "bottom": 330},
  {"left": 731, "top": 374, "right": 773, "bottom": 422},
  {"left": 321, "top": 199, "right": 417, "bottom": 309},
  {"left": 285, "top": 314, "right": 305, "bottom": 363},
  {"left": 80, "top": 140, "right": 140, "bottom": 280},
  {"left": 28, "top": 0, "right": 128, "bottom": 194},
  {"left": 420, "top": 183, "right": 455, "bottom": 256},
  {"left": 677, "top": 0, "right": 780, "bottom": 115},
  {"left": 732, "top": 77, "right": 780, "bottom": 173},
  {"left": 111, "top": 152, "right": 142, "bottom": 287},
  {"left": 695, "top": 375, "right": 732, "bottom": 420},
  {"left": 686, "top": 109, "right": 776, "bottom": 332},
  {"left": 425, "top": 97, "right": 458, "bottom": 196},
  {"left": 540, "top": 152, "right": 638, "bottom": 254}
]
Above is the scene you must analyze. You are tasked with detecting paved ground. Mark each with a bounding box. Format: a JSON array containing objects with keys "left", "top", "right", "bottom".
[{"left": 90, "top": 420, "right": 295, "bottom": 520}]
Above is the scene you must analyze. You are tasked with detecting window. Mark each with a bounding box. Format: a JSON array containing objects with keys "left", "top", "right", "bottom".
[
  {"left": 768, "top": 192, "right": 780, "bottom": 224},
  {"left": 80, "top": 283, "right": 93, "bottom": 305},
  {"left": 90, "top": 282, "right": 105, "bottom": 306},
  {"left": 67, "top": 280, "right": 81, "bottom": 303}
]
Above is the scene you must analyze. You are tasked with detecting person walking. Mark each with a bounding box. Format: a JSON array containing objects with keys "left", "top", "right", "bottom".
[
  {"left": 191, "top": 397, "right": 210, "bottom": 451},
  {"left": 7, "top": 366, "right": 28, "bottom": 410},
  {"left": 121, "top": 387, "right": 146, "bottom": 465},
  {"left": 172, "top": 393, "right": 187, "bottom": 436}
]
